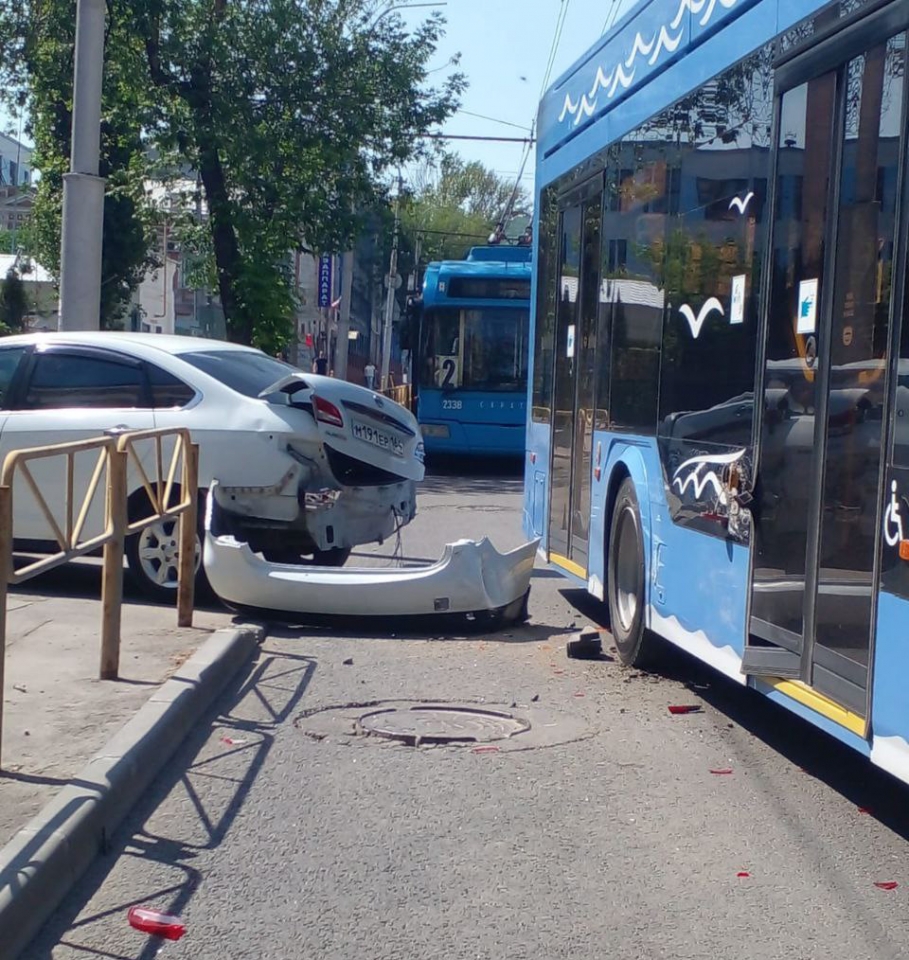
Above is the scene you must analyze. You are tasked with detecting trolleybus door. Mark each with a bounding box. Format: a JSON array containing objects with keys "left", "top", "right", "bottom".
[
  {"left": 549, "top": 188, "right": 602, "bottom": 573},
  {"left": 746, "top": 24, "right": 905, "bottom": 720}
]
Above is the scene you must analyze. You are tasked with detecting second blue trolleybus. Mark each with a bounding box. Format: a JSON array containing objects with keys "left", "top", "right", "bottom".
[
  {"left": 414, "top": 245, "right": 532, "bottom": 457},
  {"left": 527, "top": 0, "right": 909, "bottom": 784}
]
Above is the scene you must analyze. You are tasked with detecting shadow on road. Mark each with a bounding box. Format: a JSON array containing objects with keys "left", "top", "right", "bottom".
[
  {"left": 556, "top": 586, "right": 909, "bottom": 841},
  {"left": 9, "top": 554, "right": 228, "bottom": 614},
  {"left": 23, "top": 648, "right": 316, "bottom": 960}
]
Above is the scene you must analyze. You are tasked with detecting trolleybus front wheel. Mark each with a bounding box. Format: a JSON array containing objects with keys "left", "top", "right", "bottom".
[{"left": 607, "top": 477, "right": 658, "bottom": 668}]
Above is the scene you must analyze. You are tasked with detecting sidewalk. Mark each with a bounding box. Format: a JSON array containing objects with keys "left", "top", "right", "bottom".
[{"left": 0, "top": 561, "right": 235, "bottom": 847}]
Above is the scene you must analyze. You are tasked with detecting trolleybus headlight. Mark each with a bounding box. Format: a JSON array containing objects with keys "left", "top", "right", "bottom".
[{"left": 421, "top": 424, "right": 450, "bottom": 438}]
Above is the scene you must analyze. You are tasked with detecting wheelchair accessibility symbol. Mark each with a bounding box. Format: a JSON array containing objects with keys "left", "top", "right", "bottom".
[{"left": 884, "top": 480, "right": 905, "bottom": 548}]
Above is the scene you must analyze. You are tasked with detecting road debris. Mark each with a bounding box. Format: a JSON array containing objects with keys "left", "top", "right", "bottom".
[
  {"left": 128, "top": 906, "right": 186, "bottom": 940},
  {"left": 667, "top": 705, "right": 702, "bottom": 715}
]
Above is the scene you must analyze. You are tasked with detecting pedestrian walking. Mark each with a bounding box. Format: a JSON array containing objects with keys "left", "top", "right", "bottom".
[
  {"left": 313, "top": 352, "right": 328, "bottom": 376},
  {"left": 364, "top": 361, "right": 377, "bottom": 390}
]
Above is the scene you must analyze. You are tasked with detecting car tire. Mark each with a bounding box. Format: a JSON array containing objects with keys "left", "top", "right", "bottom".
[
  {"left": 125, "top": 487, "right": 209, "bottom": 603},
  {"left": 607, "top": 477, "right": 658, "bottom": 668}
]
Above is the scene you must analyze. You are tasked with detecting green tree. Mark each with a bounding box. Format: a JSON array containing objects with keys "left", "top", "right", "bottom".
[
  {"left": 1, "top": 0, "right": 161, "bottom": 328},
  {"left": 402, "top": 153, "right": 530, "bottom": 265},
  {"left": 0, "top": 267, "right": 28, "bottom": 332},
  {"left": 0, "top": 219, "right": 36, "bottom": 255},
  {"left": 137, "top": 0, "right": 463, "bottom": 349},
  {"left": 0, "top": 0, "right": 463, "bottom": 349}
]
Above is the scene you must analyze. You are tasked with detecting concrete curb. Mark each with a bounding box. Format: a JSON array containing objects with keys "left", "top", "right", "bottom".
[{"left": 0, "top": 623, "right": 263, "bottom": 960}]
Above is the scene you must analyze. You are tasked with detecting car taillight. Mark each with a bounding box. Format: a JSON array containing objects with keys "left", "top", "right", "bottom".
[
  {"left": 314, "top": 395, "right": 344, "bottom": 427},
  {"left": 128, "top": 906, "right": 186, "bottom": 940}
]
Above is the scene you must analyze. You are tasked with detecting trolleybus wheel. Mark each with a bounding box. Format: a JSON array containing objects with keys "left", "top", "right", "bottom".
[{"left": 607, "top": 477, "right": 658, "bottom": 668}]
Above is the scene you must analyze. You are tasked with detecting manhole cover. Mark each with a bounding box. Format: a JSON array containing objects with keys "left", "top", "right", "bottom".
[{"left": 356, "top": 704, "right": 530, "bottom": 745}]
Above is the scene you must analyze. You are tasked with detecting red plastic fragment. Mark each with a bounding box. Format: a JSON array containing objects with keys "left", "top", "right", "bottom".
[
  {"left": 667, "top": 705, "right": 702, "bottom": 715},
  {"left": 736, "top": 871, "right": 750, "bottom": 878},
  {"left": 220, "top": 737, "right": 247, "bottom": 746},
  {"left": 128, "top": 906, "right": 186, "bottom": 940},
  {"left": 573, "top": 691, "right": 586, "bottom": 698},
  {"left": 552, "top": 669, "right": 565, "bottom": 675},
  {"left": 472, "top": 745, "right": 500, "bottom": 754},
  {"left": 874, "top": 881, "right": 898, "bottom": 891},
  {"left": 858, "top": 806, "right": 872, "bottom": 815},
  {"left": 710, "top": 768, "right": 734, "bottom": 775}
]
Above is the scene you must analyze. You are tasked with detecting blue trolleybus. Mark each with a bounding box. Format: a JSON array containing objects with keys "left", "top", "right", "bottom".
[
  {"left": 526, "top": 0, "right": 909, "bottom": 784},
  {"left": 415, "top": 245, "right": 532, "bottom": 456}
]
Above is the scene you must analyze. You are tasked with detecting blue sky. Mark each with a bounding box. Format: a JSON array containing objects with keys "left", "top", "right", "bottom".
[{"left": 401, "top": 0, "right": 641, "bottom": 196}]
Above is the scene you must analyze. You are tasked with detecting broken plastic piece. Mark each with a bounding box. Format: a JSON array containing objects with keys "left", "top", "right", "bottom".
[
  {"left": 668, "top": 705, "right": 702, "bottom": 715},
  {"left": 710, "top": 768, "right": 734, "bottom": 775},
  {"left": 874, "top": 881, "right": 898, "bottom": 890},
  {"left": 472, "top": 745, "right": 500, "bottom": 754},
  {"left": 220, "top": 737, "right": 247, "bottom": 746},
  {"left": 128, "top": 907, "right": 186, "bottom": 940},
  {"left": 573, "top": 691, "right": 586, "bottom": 698},
  {"left": 203, "top": 483, "right": 538, "bottom": 624},
  {"left": 736, "top": 871, "right": 750, "bottom": 878},
  {"left": 858, "top": 806, "right": 872, "bottom": 815}
]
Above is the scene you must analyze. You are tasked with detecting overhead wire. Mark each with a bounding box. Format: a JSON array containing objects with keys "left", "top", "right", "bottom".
[
  {"left": 491, "top": 0, "right": 572, "bottom": 238},
  {"left": 458, "top": 109, "right": 533, "bottom": 132},
  {"left": 601, "top": 0, "right": 624, "bottom": 35}
]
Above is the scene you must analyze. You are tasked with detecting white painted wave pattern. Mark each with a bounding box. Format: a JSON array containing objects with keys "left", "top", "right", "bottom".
[
  {"left": 558, "top": 0, "right": 738, "bottom": 127},
  {"left": 671, "top": 449, "right": 745, "bottom": 502}
]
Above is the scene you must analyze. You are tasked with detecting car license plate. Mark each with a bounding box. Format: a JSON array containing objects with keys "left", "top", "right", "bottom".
[{"left": 353, "top": 421, "right": 404, "bottom": 456}]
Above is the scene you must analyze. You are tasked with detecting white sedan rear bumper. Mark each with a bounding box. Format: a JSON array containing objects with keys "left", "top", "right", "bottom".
[{"left": 204, "top": 488, "right": 538, "bottom": 624}]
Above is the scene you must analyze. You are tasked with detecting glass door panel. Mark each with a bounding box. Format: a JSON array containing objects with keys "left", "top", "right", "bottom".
[
  {"left": 813, "top": 39, "right": 904, "bottom": 693},
  {"left": 549, "top": 206, "right": 581, "bottom": 560},
  {"left": 749, "top": 73, "right": 837, "bottom": 652},
  {"left": 570, "top": 197, "right": 602, "bottom": 567}
]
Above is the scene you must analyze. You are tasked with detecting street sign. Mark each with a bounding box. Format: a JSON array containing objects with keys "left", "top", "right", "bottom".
[{"left": 318, "top": 255, "right": 333, "bottom": 308}]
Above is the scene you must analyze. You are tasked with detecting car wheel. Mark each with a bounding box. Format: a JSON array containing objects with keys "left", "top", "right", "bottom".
[
  {"left": 607, "top": 477, "right": 658, "bottom": 668},
  {"left": 125, "top": 488, "right": 208, "bottom": 603}
]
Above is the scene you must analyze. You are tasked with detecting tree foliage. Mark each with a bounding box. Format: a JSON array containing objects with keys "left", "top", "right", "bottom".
[
  {"left": 0, "top": 218, "right": 36, "bottom": 255},
  {"left": 1, "top": 0, "right": 162, "bottom": 328},
  {"left": 402, "top": 153, "right": 530, "bottom": 264},
  {"left": 0, "top": 267, "right": 28, "bottom": 332},
  {"left": 0, "top": 0, "right": 463, "bottom": 348}
]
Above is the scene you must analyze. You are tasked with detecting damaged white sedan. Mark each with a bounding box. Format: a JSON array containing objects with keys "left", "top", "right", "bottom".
[
  {"left": 204, "top": 485, "right": 539, "bottom": 626},
  {"left": 0, "top": 333, "right": 423, "bottom": 599}
]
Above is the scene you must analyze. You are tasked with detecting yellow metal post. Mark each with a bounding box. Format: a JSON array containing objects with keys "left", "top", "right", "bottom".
[
  {"left": 177, "top": 442, "right": 198, "bottom": 628},
  {"left": 100, "top": 447, "right": 126, "bottom": 680},
  {"left": 0, "top": 484, "right": 13, "bottom": 770}
]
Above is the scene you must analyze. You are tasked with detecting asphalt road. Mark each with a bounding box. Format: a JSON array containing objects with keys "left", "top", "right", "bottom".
[{"left": 22, "top": 462, "right": 909, "bottom": 960}]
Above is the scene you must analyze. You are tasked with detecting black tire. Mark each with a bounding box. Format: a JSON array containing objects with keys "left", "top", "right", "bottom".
[
  {"left": 125, "top": 487, "right": 208, "bottom": 603},
  {"left": 607, "top": 477, "right": 657, "bottom": 668}
]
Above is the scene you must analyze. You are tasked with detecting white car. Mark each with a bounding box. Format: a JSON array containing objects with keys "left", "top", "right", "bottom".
[{"left": 0, "top": 332, "right": 424, "bottom": 599}]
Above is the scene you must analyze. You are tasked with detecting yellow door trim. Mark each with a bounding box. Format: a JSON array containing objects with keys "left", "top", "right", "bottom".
[
  {"left": 550, "top": 553, "right": 587, "bottom": 579},
  {"left": 766, "top": 678, "right": 867, "bottom": 738}
]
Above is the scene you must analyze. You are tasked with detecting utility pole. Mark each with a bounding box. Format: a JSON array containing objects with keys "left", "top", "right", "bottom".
[
  {"left": 380, "top": 176, "right": 402, "bottom": 391},
  {"left": 58, "top": 0, "right": 106, "bottom": 330}
]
